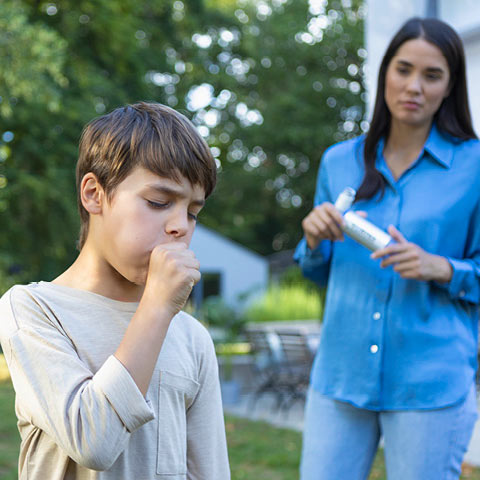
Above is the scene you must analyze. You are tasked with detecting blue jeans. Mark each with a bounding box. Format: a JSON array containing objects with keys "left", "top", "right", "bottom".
[{"left": 300, "top": 385, "right": 478, "bottom": 480}]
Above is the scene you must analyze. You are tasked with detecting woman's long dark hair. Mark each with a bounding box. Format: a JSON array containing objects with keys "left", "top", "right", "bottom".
[{"left": 356, "top": 17, "right": 477, "bottom": 201}]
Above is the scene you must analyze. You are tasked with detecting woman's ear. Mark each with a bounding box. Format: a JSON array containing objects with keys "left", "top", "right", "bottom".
[{"left": 80, "top": 172, "right": 105, "bottom": 215}]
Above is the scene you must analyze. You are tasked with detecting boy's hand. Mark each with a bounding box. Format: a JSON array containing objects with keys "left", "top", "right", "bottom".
[
  {"left": 116, "top": 242, "right": 200, "bottom": 395},
  {"left": 142, "top": 243, "right": 201, "bottom": 316}
]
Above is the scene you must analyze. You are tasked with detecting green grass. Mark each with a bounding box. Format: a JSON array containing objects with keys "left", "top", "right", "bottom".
[
  {"left": 1, "top": 374, "right": 480, "bottom": 479},
  {"left": 226, "top": 415, "right": 301, "bottom": 479},
  {"left": 0, "top": 381, "right": 20, "bottom": 480},
  {"left": 225, "top": 415, "right": 480, "bottom": 480}
]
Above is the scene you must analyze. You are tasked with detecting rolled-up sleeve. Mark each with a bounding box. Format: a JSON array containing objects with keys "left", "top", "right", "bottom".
[
  {"left": 435, "top": 200, "right": 480, "bottom": 305},
  {"left": 93, "top": 355, "right": 155, "bottom": 433},
  {"left": 438, "top": 257, "right": 480, "bottom": 304}
]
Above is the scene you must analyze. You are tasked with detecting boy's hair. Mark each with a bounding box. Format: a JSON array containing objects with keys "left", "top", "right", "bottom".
[{"left": 76, "top": 102, "right": 217, "bottom": 249}]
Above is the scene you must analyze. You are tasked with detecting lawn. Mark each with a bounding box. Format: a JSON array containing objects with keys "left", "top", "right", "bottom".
[
  {"left": 225, "top": 415, "right": 480, "bottom": 480},
  {"left": 1, "top": 356, "right": 480, "bottom": 479},
  {"left": 0, "top": 380, "right": 19, "bottom": 480}
]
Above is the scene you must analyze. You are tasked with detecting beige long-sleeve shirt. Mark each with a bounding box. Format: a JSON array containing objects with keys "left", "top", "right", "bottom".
[{"left": 0, "top": 282, "right": 230, "bottom": 479}]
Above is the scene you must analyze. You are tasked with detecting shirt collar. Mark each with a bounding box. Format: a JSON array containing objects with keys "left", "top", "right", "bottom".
[
  {"left": 376, "top": 123, "right": 454, "bottom": 174},
  {"left": 423, "top": 123, "right": 455, "bottom": 169}
]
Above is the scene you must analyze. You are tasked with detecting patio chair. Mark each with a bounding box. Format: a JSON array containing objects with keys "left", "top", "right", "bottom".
[
  {"left": 245, "top": 328, "right": 287, "bottom": 411},
  {"left": 275, "top": 329, "right": 316, "bottom": 412}
]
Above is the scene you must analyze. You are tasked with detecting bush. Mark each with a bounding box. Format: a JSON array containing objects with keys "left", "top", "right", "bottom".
[
  {"left": 0, "top": 262, "right": 24, "bottom": 297},
  {"left": 199, "top": 296, "right": 246, "bottom": 342},
  {"left": 277, "top": 265, "right": 319, "bottom": 292},
  {"left": 245, "top": 284, "right": 323, "bottom": 323}
]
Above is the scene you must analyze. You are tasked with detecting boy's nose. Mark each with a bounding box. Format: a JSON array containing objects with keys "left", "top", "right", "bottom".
[{"left": 165, "top": 212, "right": 189, "bottom": 238}]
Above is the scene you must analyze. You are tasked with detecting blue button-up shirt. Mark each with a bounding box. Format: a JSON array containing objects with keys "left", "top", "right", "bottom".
[{"left": 294, "top": 124, "right": 480, "bottom": 410}]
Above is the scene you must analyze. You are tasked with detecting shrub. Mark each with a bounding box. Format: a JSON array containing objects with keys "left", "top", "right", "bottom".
[
  {"left": 199, "top": 296, "right": 247, "bottom": 342},
  {"left": 277, "top": 265, "right": 319, "bottom": 292},
  {"left": 245, "top": 284, "right": 323, "bottom": 323}
]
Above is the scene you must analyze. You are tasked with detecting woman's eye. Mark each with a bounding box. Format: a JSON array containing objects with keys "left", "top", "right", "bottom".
[
  {"left": 397, "top": 67, "right": 409, "bottom": 75},
  {"left": 147, "top": 200, "right": 169, "bottom": 209},
  {"left": 188, "top": 212, "right": 198, "bottom": 221}
]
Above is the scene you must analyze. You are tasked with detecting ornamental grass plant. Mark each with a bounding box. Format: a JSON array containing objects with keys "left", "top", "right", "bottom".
[{"left": 245, "top": 284, "right": 323, "bottom": 323}]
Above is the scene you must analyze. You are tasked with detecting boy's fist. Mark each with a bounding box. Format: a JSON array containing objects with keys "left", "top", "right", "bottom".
[{"left": 142, "top": 243, "right": 200, "bottom": 316}]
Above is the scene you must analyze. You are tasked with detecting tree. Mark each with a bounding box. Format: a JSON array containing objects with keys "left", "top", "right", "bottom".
[
  {"left": 0, "top": 0, "right": 365, "bottom": 288},
  {"left": 0, "top": 0, "right": 217, "bottom": 283},
  {"left": 185, "top": 0, "right": 367, "bottom": 255}
]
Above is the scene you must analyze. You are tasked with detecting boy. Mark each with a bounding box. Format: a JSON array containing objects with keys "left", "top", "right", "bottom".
[{"left": 0, "top": 102, "right": 231, "bottom": 479}]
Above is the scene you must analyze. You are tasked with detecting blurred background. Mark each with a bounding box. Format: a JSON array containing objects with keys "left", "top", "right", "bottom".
[
  {"left": 0, "top": 0, "right": 366, "bottom": 295},
  {"left": 3, "top": 1, "right": 480, "bottom": 304},
  {"left": 4, "top": 0, "right": 480, "bottom": 334},
  {"left": 4, "top": 1, "right": 480, "bottom": 478}
]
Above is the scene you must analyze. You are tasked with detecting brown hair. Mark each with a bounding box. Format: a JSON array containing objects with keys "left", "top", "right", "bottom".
[{"left": 76, "top": 102, "right": 217, "bottom": 249}]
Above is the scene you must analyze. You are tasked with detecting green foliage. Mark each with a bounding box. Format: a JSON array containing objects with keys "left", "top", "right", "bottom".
[
  {"left": 195, "top": 0, "right": 366, "bottom": 255},
  {"left": 0, "top": 1, "right": 68, "bottom": 117},
  {"left": 0, "top": 272, "right": 22, "bottom": 298},
  {"left": 277, "top": 265, "right": 327, "bottom": 307},
  {"left": 0, "top": 0, "right": 215, "bottom": 281},
  {"left": 0, "top": 0, "right": 365, "bottom": 283},
  {"left": 199, "top": 296, "right": 247, "bottom": 341},
  {"left": 245, "top": 284, "right": 322, "bottom": 323},
  {"left": 215, "top": 342, "right": 250, "bottom": 355},
  {"left": 278, "top": 265, "right": 321, "bottom": 291}
]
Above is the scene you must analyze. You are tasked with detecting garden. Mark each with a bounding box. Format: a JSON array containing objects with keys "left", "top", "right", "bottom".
[{"left": 1, "top": 1, "right": 480, "bottom": 478}]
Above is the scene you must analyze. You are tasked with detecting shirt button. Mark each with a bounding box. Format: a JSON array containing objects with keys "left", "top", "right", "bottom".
[
  {"left": 370, "top": 345, "right": 379, "bottom": 354},
  {"left": 373, "top": 312, "right": 381, "bottom": 320},
  {"left": 459, "top": 290, "right": 466, "bottom": 297}
]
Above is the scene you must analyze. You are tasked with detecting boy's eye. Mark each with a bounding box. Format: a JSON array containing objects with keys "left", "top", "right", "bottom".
[
  {"left": 147, "top": 200, "right": 169, "bottom": 209},
  {"left": 148, "top": 200, "right": 199, "bottom": 221}
]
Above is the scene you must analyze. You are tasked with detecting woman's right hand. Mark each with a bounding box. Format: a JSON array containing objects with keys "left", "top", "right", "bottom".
[{"left": 301, "top": 202, "right": 345, "bottom": 250}]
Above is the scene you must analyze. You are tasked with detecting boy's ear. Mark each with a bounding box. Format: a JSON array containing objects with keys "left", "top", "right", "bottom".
[{"left": 80, "top": 173, "right": 105, "bottom": 215}]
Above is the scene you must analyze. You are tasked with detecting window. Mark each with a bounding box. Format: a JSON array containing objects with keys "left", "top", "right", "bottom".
[
  {"left": 202, "top": 272, "right": 221, "bottom": 299},
  {"left": 189, "top": 272, "right": 222, "bottom": 309}
]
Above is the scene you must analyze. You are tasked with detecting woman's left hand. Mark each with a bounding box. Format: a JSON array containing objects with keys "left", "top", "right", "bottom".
[{"left": 370, "top": 225, "right": 453, "bottom": 283}]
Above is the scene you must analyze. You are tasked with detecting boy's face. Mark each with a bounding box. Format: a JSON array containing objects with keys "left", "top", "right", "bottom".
[{"left": 94, "top": 166, "right": 205, "bottom": 287}]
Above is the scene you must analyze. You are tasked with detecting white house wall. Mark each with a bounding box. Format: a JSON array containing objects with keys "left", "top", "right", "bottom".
[
  {"left": 438, "top": 0, "right": 480, "bottom": 33},
  {"left": 365, "top": 0, "right": 425, "bottom": 116},
  {"left": 464, "top": 39, "right": 480, "bottom": 133},
  {"left": 190, "top": 224, "right": 269, "bottom": 307}
]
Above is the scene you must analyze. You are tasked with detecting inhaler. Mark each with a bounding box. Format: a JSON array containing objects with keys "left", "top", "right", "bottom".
[{"left": 334, "top": 187, "right": 393, "bottom": 252}]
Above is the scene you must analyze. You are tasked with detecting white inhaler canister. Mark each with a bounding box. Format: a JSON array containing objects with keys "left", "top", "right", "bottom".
[{"left": 334, "top": 187, "right": 393, "bottom": 252}]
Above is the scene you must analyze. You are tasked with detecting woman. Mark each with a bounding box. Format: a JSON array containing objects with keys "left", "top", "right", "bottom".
[{"left": 295, "top": 17, "right": 480, "bottom": 480}]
